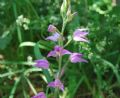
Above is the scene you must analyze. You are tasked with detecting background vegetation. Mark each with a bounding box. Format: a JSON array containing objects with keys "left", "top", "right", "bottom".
[{"left": 0, "top": 0, "right": 120, "bottom": 98}]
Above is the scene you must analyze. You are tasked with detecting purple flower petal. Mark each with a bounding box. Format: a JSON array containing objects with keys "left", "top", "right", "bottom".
[
  {"left": 62, "top": 49, "right": 72, "bottom": 55},
  {"left": 48, "top": 24, "right": 57, "bottom": 33},
  {"left": 46, "top": 32, "right": 60, "bottom": 42},
  {"left": 47, "top": 46, "right": 71, "bottom": 57},
  {"left": 47, "top": 51, "right": 56, "bottom": 57},
  {"left": 34, "top": 59, "right": 49, "bottom": 69},
  {"left": 70, "top": 53, "right": 88, "bottom": 63},
  {"left": 73, "top": 29, "right": 89, "bottom": 42},
  {"left": 47, "top": 81, "right": 55, "bottom": 87},
  {"left": 31, "top": 92, "right": 46, "bottom": 98},
  {"left": 48, "top": 79, "right": 64, "bottom": 92}
]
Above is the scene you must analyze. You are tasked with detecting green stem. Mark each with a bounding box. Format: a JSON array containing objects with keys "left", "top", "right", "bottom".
[
  {"left": 58, "top": 21, "right": 67, "bottom": 76},
  {"left": 54, "top": 88, "right": 59, "bottom": 98},
  {"left": 55, "top": 19, "right": 67, "bottom": 98},
  {"left": 0, "top": 60, "right": 35, "bottom": 66},
  {"left": 64, "top": 39, "right": 72, "bottom": 47},
  {"left": 12, "top": 2, "right": 22, "bottom": 43},
  {"left": 25, "top": 77, "right": 37, "bottom": 95},
  {"left": 46, "top": 87, "right": 49, "bottom": 97},
  {"left": 59, "top": 59, "right": 69, "bottom": 78},
  {"left": 0, "top": 69, "right": 23, "bottom": 78},
  {"left": 9, "top": 77, "right": 21, "bottom": 98},
  {"left": 61, "top": 21, "right": 66, "bottom": 35}
]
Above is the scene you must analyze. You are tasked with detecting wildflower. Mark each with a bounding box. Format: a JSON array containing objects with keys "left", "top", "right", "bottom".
[
  {"left": 48, "top": 24, "right": 57, "bottom": 33},
  {"left": 31, "top": 92, "right": 46, "bottom": 98},
  {"left": 46, "top": 32, "right": 60, "bottom": 42},
  {"left": 23, "top": 24, "right": 29, "bottom": 30},
  {"left": 70, "top": 53, "right": 87, "bottom": 63},
  {"left": 27, "top": 55, "right": 33, "bottom": 62},
  {"left": 48, "top": 79, "right": 64, "bottom": 91},
  {"left": 47, "top": 45, "right": 71, "bottom": 57},
  {"left": 16, "top": 15, "right": 30, "bottom": 30},
  {"left": 34, "top": 59, "right": 49, "bottom": 69},
  {"left": 73, "top": 29, "right": 89, "bottom": 42},
  {"left": 16, "top": 15, "right": 24, "bottom": 26}
]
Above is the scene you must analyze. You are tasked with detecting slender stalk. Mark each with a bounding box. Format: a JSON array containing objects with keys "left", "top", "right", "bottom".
[
  {"left": 58, "top": 21, "right": 67, "bottom": 76},
  {"left": 64, "top": 39, "right": 72, "bottom": 47},
  {"left": 0, "top": 61, "right": 35, "bottom": 66},
  {"left": 0, "top": 69, "right": 23, "bottom": 78},
  {"left": 46, "top": 87, "right": 49, "bottom": 97},
  {"left": 59, "top": 59, "right": 69, "bottom": 78},
  {"left": 61, "top": 21, "right": 67, "bottom": 36},
  {"left": 9, "top": 77, "right": 21, "bottom": 98},
  {"left": 12, "top": 1, "right": 24, "bottom": 58},
  {"left": 54, "top": 88, "right": 59, "bottom": 98},
  {"left": 25, "top": 77, "right": 37, "bottom": 95},
  {"left": 55, "top": 18, "right": 67, "bottom": 98},
  {"left": 12, "top": 2, "right": 22, "bottom": 43}
]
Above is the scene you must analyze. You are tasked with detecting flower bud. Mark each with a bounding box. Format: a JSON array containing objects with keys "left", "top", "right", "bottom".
[
  {"left": 60, "top": 0, "right": 70, "bottom": 18},
  {"left": 48, "top": 24, "right": 57, "bottom": 33},
  {"left": 67, "top": 11, "right": 77, "bottom": 22},
  {"left": 66, "top": 5, "right": 71, "bottom": 17}
]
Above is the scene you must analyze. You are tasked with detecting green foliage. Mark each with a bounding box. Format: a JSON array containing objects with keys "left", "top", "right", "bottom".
[{"left": 0, "top": 0, "right": 120, "bottom": 98}]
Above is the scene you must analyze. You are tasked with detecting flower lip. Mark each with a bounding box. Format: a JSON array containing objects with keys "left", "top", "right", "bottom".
[
  {"left": 47, "top": 79, "right": 64, "bottom": 92},
  {"left": 47, "top": 45, "right": 72, "bottom": 57},
  {"left": 34, "top": 59, "right": 49, "bottom": 69},
  {"left": 70, "top": 53, "right": 88, "bottom": 63},
  {"left": 31, "top": 92, "right": 46, "bottom": 98}
]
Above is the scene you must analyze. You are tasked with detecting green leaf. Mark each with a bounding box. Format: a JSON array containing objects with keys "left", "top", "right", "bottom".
[
  {"left": 19, "top": 41, "right": 53, "bottom": 50},
  {"left": 19, "top": 42, "right": 36, "bottom": 47},
  {"left": 34, "top": 42, "right": 43, "bottom": 59},
  {"left": 0, "top": 31, "right": 12, "bottom": 50}
]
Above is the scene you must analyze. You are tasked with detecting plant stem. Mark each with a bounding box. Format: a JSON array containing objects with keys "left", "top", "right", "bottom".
[
  {"left": 9, "top": 77, "right": 21, "bottom": 98},
  {"left": 55, "top": 18, "right": 67, "bottom": 98},
  {"left": 58, "top": 21, "right": 67, "bottom": 76},
  {"left": 46, "top": 87, "right": 49, "bottom": 97},
  {"left": 61, "top": 21, "right": 67, "bottom": 36},
  {"left": 54, "top": 88, "right": 59, "bottom": 98},
  {"left": 25, "top": 77, "right": 37, "bottom": 95},
  {"left": 12, "top": 2, "right": 22, "bottom": 44}
]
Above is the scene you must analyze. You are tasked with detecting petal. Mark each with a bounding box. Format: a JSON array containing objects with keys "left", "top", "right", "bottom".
[
  {"left": 54, "top": 45, "right": 62, "bottom": 52},
  {"left": 59, "top": 84, "right": 64, "bottom": 92},
  {"left": 70, "top": 57, "right": 87, "bottom": 63},
  {"left": 32, "top": 92, "right": 46, "bottom": 98},
  {"left": 54, "top": 46, "right": 71, "bottom": 56},
  {"left": 62, "top": 49, "right": 72, "bottom": 55},
  {"left": 48, "top": 25, "right": 56, "bottom": 32},
  {"left": 34, "top": 59, "right": 49, "bottom": 69},
  {"left": 46, "top": 36, "right": 58, "bottom": 42},
  {"left": 73, "top": 36, "right": 89, "bottom": 42},
  {"left": 55, "top": 79, "right": 64, "bottom": 91},
  {"left": 47, "top": 82, "right": 55, "bottom": 88},
  {"left": 74, "top": 29, "right": 88, "bottom": 36},
  {"left": 48, "top": 79, "right": 64, "bottom": 91},
  {"left": 47, "top": 50, "right": 56, "bottom": 57},
  {"left": 70, "top": 53, "right": 87, "bottom": 63},
  {"left": 73, "top": 29, "right": 89, "bottom": 42},
  {"left": 46, "top": 33, "right": 60, "bottom": 42}
]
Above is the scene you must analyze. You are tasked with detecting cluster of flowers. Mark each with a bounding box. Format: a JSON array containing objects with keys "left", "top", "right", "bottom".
[
  {"left": 32, "top": 24, "right": 89, "bottom": 98},
  {"left": 16, "top": 15, "right": 30, "bottom": 30}
]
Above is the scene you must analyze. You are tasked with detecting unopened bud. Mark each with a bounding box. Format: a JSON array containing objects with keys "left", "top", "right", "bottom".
[
  {"left": 60, "top": 0, "right": 68, "bottom": 18},
  {"left": 48, "top": 24, "right": 57, "bottom": 33},
  {"left": 66, "top": 6, "right": 71, "bottom": 17},
  {"left": 67, "top": 12, "right": 77, "bottom": 22}
]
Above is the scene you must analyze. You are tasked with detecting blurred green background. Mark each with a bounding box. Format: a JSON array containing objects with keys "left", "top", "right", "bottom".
[{"left": 0, "top": 0, "right": 120, "bottom": 98}]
